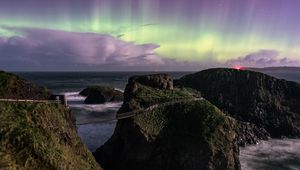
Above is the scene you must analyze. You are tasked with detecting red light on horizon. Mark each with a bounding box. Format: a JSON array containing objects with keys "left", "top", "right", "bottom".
[{"left": 233, "top": 66, "right": 244, "bottom": 70}]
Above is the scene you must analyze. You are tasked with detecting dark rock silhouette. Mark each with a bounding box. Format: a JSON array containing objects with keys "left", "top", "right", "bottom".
[
  {"left": 176, "top": 68, "right": 300, "bottom": 144},
  {"left": 80, "top": 86, "right": 123, "bottom": 104}
]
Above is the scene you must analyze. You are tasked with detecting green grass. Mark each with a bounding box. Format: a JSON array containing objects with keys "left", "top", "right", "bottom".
[
  {"left": 126, "top": 83, "right": 199, "bottom": 110},
  {"left": 126, "top": 82, "right": 235, "bottom": 159},
  {"left": 0, "top": 101, "right": 101, "bottom": 170},
  {"left": 132, "top": 96, "right": 237, "bottom": 168},
  {"left": 0, "top": 71, "right": 50, "bottom": 99}
]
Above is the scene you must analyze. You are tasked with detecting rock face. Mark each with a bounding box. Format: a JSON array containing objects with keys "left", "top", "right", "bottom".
[
  {"left": 94, "top": 74, "right": 240, "bottom": 170},
  {"left": 176, "top": 68, "right": 300, "bottom": 143},
  {"left": 80, "top": 86, "right": 123, "bottom": 104},
  {"left": 0, "top": 71, "right": 50, "bottom": 100},
  {"left": 237, "top": 121, "right": 270, "bottom": 146},
  {"left": 0, "top": 102, "right": 102, "bottom": 170}
]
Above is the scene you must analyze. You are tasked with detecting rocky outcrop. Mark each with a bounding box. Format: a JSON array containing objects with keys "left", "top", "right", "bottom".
[
  {"left": 176, "top": 68, "right": 300, "bottom": 142},
  {"left": 0, "top": 71, "right": 50, "bottom": 100},
  {"left": 237, "top": 121, "right": 270, "bottom": 146},
  {"left": 94, "top": 74, "right": 240, "bottom": 170},
  {"left": 80, "top": 86, "right": 123, "bottom": 104},
  {"left": 0, "top": 102, "right": 102, "bottom": 170}
]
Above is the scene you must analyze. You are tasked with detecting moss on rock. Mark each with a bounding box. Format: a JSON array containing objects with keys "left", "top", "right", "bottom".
[{"left": 0, "top": 102, "right": 102, "bottom": 170}]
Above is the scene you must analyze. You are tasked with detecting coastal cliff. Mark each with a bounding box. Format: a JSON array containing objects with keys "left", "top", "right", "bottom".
[
  {"left": 0, "top": 71, "right": 102, "bottom": 170},
  {"left": 176, "top": 68, "right": 300, "bottom": 144},
  {"left": 94, "top": 74, "right": 240, "bottom": 170},
  {"left": 0, "top": 71, "right": 50, "bottom": 100}
]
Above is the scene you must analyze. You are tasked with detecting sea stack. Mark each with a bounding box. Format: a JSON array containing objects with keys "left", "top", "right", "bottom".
[{"left": 94, "top": 74, "right": 240, "bottom": 170}]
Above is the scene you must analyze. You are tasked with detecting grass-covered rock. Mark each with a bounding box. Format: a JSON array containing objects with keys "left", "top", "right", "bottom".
[
  {"left": 176, "top": 68, "right": 300, "bottom": 142},
  {"left": 80, "top": 86, "right": 123, "bottom": 104},
  {"left": 94, "top": 74, "right": 240, "bottom": 170},
  {"left": 0, "top": 71, "right": 50, "bottom": 100},
  {"left": 0, "top": 102, "right": 102, "bottom": 170}
]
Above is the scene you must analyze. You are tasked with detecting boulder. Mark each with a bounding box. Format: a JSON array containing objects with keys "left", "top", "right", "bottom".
[
  {"left": 94, "top": 74, "right": 240, "bottom": 170},
  {"left": 80, "top": 86, "right": 123, "bottom": 104}
]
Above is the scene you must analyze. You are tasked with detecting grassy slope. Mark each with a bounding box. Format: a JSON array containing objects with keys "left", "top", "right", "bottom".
[
  {"left": 0, "top": 102, "right": 101, "bottom": 170},
  {"left": 98, "top": 80, "right": 239, "bottom": 169},
  {"left": 0, "top": 71, "right": 50, "bottom": 99},
  {"left": 132, "top": 85, "right": 237, "bottom": 168}
]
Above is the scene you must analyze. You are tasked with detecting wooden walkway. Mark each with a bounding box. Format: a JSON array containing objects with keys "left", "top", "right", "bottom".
[{"left": 76, "top": 98, "right": 202, "bottom": 125}]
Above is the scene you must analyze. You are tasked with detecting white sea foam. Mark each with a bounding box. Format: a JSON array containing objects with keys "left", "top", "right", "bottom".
[
  {"left": 114, "top": 88, "right": 124, "bottom": 93},
  {"left": 64, "top": 91, "right": 86, "bottom": 101},
  {"left": 240, "top": 139, "right": 300, "bottom": 170},
  {"left": 71, "top": 102, "right": 122, "bottom": 112},
  {"left": 63, "top": 91, "right": 122, "bottom": 151}
]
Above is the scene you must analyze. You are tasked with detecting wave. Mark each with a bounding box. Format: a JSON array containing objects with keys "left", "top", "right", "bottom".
[
  {"left": 71, "top": 102, "right": 122, "bottom": 112},
  {"left": 64, "top": 91, "right": 86, "bottom": 102},
  {"left": 240, "top": 139, "right": 300, "bottom": 170},
  {"left": 114, "top": 88, "right": 124, "bottom": 93}
]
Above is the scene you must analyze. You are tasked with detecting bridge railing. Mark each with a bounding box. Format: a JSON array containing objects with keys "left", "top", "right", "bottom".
[
  {"left": 77, "top": 97, "right": 202, "bottom": 125},
  {"left": 0, "top": 94, "right": 67, "bottom": 105}
]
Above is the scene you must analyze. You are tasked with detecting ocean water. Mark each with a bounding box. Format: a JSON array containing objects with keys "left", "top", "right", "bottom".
[
  {"left": 15, "top": 71, "right": 300, "bottom": 169},
  {"left": 16, "top": 72, "right": 190, "bottom": 151}
]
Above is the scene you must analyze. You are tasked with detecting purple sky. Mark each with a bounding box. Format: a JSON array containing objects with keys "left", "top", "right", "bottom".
[{"left": 0, "top": 0, "right": 300, "bottom": 71}]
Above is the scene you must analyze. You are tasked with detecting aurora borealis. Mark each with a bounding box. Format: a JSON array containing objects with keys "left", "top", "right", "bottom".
[{"left": 0, "top": 0, "right": 300, "bottom": 71}]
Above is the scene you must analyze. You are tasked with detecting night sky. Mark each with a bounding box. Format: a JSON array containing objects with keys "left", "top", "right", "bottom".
[{"left": 0, "top": 0, "right": 299, "bottom": 71}]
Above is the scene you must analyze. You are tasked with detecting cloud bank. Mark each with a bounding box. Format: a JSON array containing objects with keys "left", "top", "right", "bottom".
[
  {"left": 0, "top": 27, "right": 168, "bottom": 71},
  {"left": 226, "top": 50, "right": 300, "bottom": 68},
  {"left": 0, "top": 27, "right": 299, "bottom": 71}
]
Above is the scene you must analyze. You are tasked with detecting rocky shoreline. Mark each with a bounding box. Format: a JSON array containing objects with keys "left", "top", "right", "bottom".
[{"left": 1, "top": 68, "right": 299, "bottom": 170}]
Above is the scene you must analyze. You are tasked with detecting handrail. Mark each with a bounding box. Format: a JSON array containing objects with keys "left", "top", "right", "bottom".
[{"left": 0, "top": 99, "right": 61, "bottom": 103}]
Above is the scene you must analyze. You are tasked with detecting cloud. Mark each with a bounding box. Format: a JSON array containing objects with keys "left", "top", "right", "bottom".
[
  {"left": 0, "top": 26, "right": 299, "bottom": 71},
  {"left": 0, "top": 26, "right": 165, "bottom": 71},
  {"left": 226, "top": 50, "right": 300, "bottom": 67}
]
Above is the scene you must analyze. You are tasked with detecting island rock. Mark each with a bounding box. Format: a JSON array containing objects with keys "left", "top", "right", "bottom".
[
  {"left": 94, "top": 74, "right": 240, "bottom": 170},
  {"left": 80, "top": 86, "right": 123, "bottom": 104}
]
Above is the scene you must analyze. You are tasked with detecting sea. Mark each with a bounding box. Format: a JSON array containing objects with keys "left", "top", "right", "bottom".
[{"left": 15, "top": 71, "right": 300, "bottom": 170}]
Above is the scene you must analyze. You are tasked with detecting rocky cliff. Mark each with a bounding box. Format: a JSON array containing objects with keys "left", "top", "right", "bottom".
[
  {"left": 176, "top": 68, "right": 300, "bottom": 143},
  {"left": 94, "top": 74, "right": 240, "bottom": 170},
  {"left": 80, "top": 86, "right": 123, "bottom": 104},
  {"left": 0, "top": 71, "right": 50, "bottom": 100},
  {"left": 0, "top": 71, "right": 102, "bottom": 169},
  {"left": 0, "top": 102, "right": 102, "bottom": 170}
]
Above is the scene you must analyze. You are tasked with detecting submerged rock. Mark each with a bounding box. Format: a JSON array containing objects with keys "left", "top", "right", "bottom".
[
  {"left": 94, "top": 74, "right": 240, "bottom": 170},
  {"left": 80, "top": 86, "right": 123, "bottom": 104},
  {"left": 176, "top": 68, "right": 300, "bottom": 142},
  {"left": 0, "top": 71, "right": 50, "bottom": 100}
]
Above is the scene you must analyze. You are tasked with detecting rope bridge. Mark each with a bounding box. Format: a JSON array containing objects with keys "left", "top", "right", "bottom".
[
  {"left": 0, "top": 99, "right": 61, "bottom": 103},
  {"left": 0, "top": 96, "right": 202, "bottom": 125},
  {"left": 76, "top": 97, "right": 202, "bottom": 125},
  {"left": 0, "top": 95, "right": 67, "bottom": 105}
]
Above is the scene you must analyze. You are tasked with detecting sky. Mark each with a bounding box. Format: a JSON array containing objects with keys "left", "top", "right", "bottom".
[{"left": 0, "top": 0, "right": 300, "bottom": 71}]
